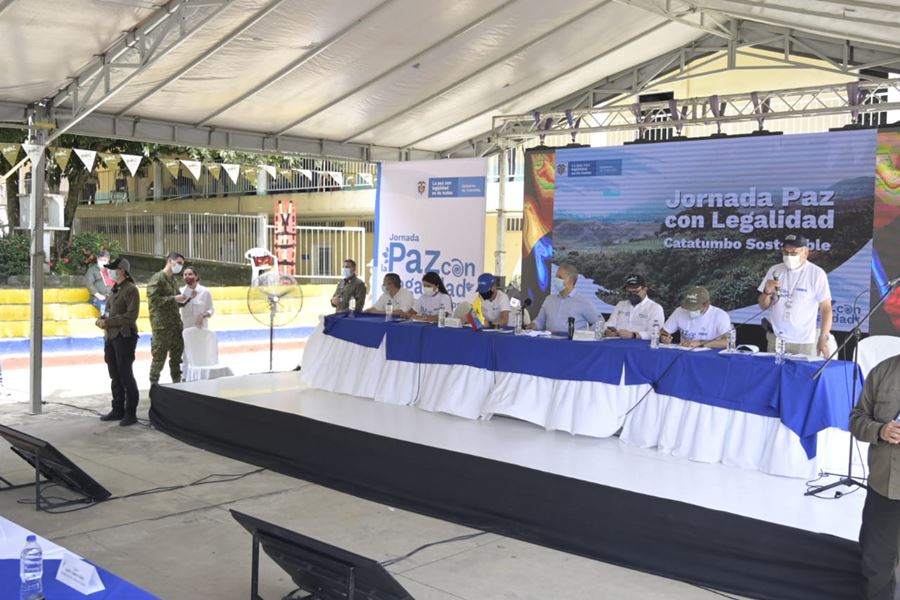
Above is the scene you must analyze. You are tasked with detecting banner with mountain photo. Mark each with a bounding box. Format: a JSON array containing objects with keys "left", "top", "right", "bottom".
[{"left": 545, "top": 129, "right": 877, "bottom": 332}]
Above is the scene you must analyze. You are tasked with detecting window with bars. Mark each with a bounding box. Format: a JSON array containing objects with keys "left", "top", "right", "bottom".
[
  {"left": 299, "top": 220, "right": 346, "bottom": 228},
  {"left": 638, "top": 92, "right": 675, "bottom": 142},
  {"left": 505, "top": 216, "right": 523, "bottom": 232},
  {"left": 359, "top": 219, "right": 375, "bottom": 233}
]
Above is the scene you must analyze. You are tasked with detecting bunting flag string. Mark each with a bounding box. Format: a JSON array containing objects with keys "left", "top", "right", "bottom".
[
  {"left": 222, "top": 163, "right": 240, "bottom": 184},
  {"left": 120, "top": 154, "right": 144, "bottom": 177},
  {"left": 162, "top": 158, "right": 181, "bottom": 178},
  {"left": 99, "top": 152, "right": 121, "bottom": 170},
  {"left": 206, "top": 164, "right": 222, "bottom": 180},
  {"left": 0, "top": 143, "right": 21, "bottom": 168},
  {"left": 326, "top": 171, "right": 344, "bottom": 187},
  {"left": 294, "top": 168, "right": 312, "bottom": 180},
  {"left": 242, "top": 166, "right": 257, "bottom": 183},
  {"left": 259, "top": 164, "right": 276, "bottom": 179},
  {"left": 74, "top": 149, "right": 97, "bottom": 171},
  {"left": 180, "top": 159, "right": 202, "bottom": 181},
  {"left": 50, "top": 147, "right": 72, "bottom": 171},
  {"left": 358, "top": 172, "right": 373, "bottom": 186}
]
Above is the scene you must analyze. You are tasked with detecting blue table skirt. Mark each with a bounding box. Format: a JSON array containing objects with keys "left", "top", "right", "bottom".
[
  {"left": 321, "top": 316, "right": 862, "bottom": 458},
  {"left": 0, "top": 558, "right": 158, "bottom": 599}
]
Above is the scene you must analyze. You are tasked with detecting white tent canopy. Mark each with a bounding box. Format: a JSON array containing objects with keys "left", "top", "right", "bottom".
[{"left": 1, "top": 0, "right": 898, "bottom": 160}]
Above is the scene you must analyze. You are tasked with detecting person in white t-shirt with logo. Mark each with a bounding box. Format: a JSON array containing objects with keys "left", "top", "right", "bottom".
[
  {"left": 605, "top": 273, "right": 665, "bottom": 339},
  {"left": 407, "top": 271, "right": 454, "bottom": 322},
  {"left": 366, "top": 272, "right": 414, "bottom": 314},
  {"left": 661, "top": 286, "right": 731, "bottom": 348},
  {"left": 757, "top": 233, "right": 832, "bottom": 356},
  {"left": 473, "top": 272, "right": 511, "bottom": 327}
]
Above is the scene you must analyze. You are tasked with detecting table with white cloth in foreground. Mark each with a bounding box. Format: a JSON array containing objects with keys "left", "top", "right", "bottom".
[
  {"left": 301, "top": 314, "right": 862, "bottom": 478},
  {"left": 0, "top": 516, "right": 158, "bottom": 598}
]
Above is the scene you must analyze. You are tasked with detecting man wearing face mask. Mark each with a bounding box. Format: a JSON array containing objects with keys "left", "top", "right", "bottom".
[
  {"left": 472, "top": 273, "right": 511, "bottom": 327},
  {"left": 660, "top": 286, "right": 731, "bottom": 348},
  {"left": 757, "top": 233, "right": 832, "bottom": 356},
  {"left": 95, "top": 258, "right": 141, "bottom": 426},
  {"left": 148, "top": 251, "right": 188, "bottom": 385},
  {"left": 366, "top": 272, "right": 414, "bottom": 314},
  {"left": 531, "top": 263, "right": 600, "bottom": 333},
  {"left": 331, "top": 258, "right": 367, "bottom": 313},
  {"left": 84, "top": 249, "right": 114, "bottom": 316},
  {"left": 605, "top": 273, "right": 665, "bottom": 339}
]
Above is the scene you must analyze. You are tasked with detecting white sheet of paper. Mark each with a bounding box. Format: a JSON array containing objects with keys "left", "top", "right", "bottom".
[{"left": 56, "top": 552, "right": 105, "bottom": 595}]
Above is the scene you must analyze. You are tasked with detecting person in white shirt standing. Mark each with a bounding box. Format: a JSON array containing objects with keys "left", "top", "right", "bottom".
[
  {"left": 179, "top": 266, "right": 215, "bottom": 329},
  {"left": 661, "top": 286, "right": 731, "bottom": 348},
  {"left": 406, "top": 271, "right": 454, "bottom": 321},
  {"left": 366, "top": 272, "right": 415, "bottom": 314},
  {"left": 757, "top": 233, "right": 832, "bottom": 356},
  {"left": 605, "top": 273, "right": 665, "bottom": 340},
  {"left": 473, "top": 272, "right": 511, "bottom": 327}
]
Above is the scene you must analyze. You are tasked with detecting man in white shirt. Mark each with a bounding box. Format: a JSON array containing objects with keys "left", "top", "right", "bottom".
[
  {"left": 366, "top": 273, "right": 414, "bottom": 314},
  {"left": 473, "top": 272, "right": 511, "bottom": 327},
  {"left": 605, "top": 273, "right": 665, "bottom": 340},
  {"left": 757, "top": 233, "right": 832, "bottom": 356},
  {"left": 532, "top": 263, "right": 600, "bottom": 333},
  {"left": 661, "top": 286, "right": 731, "bottom": 348}
]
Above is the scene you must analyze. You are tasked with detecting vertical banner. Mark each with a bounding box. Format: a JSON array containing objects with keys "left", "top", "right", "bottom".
[
  {"left": 375, "top": 158, "right": 487, "bottom": 301},
  {"left": 871, "top": 129, "right": 900, "bottom": 335},
  {"left": 274, "top": 199, "right": 297, "bottom": 275},
  {"left": 520, "top": 148, "right": 557, "bottom": 317}
]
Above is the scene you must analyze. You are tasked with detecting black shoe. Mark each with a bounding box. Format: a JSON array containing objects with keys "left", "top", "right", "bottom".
[
  {"left": 119, "top": 415, "right": 138, "bottom": 427},
  {"left": 100, "top": 410, "right": 124, "bottom": 422}
]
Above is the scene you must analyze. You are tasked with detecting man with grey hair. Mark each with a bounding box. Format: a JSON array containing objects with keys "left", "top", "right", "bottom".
[{"left": 532, "top": 263, "right": 601, "bottom": 333}]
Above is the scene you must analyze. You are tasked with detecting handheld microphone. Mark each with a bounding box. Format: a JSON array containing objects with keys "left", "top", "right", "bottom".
[
  {"left": 567, "top": 317, "right": 575, "bottom": 340},
  {"left": 772, "top": 270, "right": 781, "bottom": 299}
]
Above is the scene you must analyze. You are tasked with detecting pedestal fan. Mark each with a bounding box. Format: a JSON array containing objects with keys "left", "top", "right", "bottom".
[{"left": 247, "top": 271, "right": 304, "bottom": 371}]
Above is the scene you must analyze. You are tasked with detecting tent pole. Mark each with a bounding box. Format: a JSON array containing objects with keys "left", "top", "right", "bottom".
[{"left": 24, "top": 112, "right": 47, "bottom": 415}]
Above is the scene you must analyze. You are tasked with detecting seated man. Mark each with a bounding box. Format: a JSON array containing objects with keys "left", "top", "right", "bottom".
[
  {"left": 84, "top": 249, "right": 114, "bottom": 316},
  {"left": 366, "top": 272, "right": 414, "bottom": 314},
  {"left": 605, "top": 273, "right": 664, "bottom": 339},
  {"left": 532, "top": 263, "right": 601, "bottom": 333},
  {"left": 661, "top": 286, "right": 732, "bottom": 348},
  {"left": 473, "top": 272, "right": 511, "bottom": 327}
]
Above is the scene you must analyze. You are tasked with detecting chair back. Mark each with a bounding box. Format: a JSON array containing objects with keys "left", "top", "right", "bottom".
[
  {"left": 183, "top": 327, "right": 220, "bottom": 367},
  {"left": 857, "top": 335, "right": 900, "bottom": 378},
  {"left": 244, "top": 247, "right": 278, "bottom": 284}
]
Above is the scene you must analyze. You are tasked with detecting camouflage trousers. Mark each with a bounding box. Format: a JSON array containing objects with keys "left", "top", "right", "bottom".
[{"left": 149, "top": 326, "right": 184, "bottom": 385}]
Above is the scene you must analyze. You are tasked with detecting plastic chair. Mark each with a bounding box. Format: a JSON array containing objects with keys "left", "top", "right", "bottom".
[
  {"left": 857, "top": 335, "right": 900, "bottom": 378},
  {"left": 182, "top": 327, "right": 233, "bottom": 382},
  {"left": 244, "top": 248, "right": 278, "bottom": 284}
]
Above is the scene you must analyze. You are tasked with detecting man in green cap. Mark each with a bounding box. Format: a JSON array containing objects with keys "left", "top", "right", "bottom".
[
  {"left": 147, "top": 251, "right": 189, "bottom": 385},
  {"left": 660, "top": 286, "right": 732, "bottom": 348}
]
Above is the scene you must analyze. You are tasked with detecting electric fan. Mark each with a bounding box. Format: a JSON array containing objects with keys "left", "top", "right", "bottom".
[{"left": 246, "top": 271, "right": 304, "bottom": 371}]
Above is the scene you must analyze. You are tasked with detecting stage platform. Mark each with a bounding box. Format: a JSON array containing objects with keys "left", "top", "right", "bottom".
[{"left": 150, "top": 372, "right": 864, "bottom": 600}]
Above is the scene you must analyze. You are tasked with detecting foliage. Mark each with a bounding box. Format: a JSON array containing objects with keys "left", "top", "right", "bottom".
[
  {"left": 53, "top": 232, "right": 122, "bottom": 276},
  {"left": 0, "top": 233, "right": 30, "bottom": 277}
]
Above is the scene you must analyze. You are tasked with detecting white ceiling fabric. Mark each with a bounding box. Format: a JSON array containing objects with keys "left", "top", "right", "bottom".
[{"left": 0, "top": 0, "right": 897, "bottom": 154}]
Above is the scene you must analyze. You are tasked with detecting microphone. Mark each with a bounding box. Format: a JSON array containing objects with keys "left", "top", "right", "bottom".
[
  {"left": 772, "top": 270, "right": 782, "bottom": 299},
  {"left": 567, "top": 317, "right": 575, "bottom": 340}
]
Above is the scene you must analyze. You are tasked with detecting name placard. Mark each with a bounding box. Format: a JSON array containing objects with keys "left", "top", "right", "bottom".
[{"left": 56, "top": 552, "right": 106, "bottom": 595}]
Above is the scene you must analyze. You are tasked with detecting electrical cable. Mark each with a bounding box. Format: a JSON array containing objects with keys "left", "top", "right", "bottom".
[{"left": 41, "top": 400, "right": 152, "bottom": 426}]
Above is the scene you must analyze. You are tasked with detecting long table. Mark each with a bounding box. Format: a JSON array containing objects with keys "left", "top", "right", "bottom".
[
  {"left": 0, "top": 516, "right": 157, "bottom": 599},
  {"left": 301, "top": 314, "right": 862, "bottom": 478}
]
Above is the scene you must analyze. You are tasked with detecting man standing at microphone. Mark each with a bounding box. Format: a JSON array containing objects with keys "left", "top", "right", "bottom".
[{"left": 757, "top": 233, "right": 832, "bottom": 356}]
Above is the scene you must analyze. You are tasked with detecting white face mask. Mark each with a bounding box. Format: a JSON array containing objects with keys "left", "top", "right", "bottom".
[
  {"left": 783, "top": 254, "right": 802, "bottom": 271},
  {"left": 98, "top": 259, "right": 107, "bottom": 268},
  {"left": 172, "top": 263, "right": 183, "bottom": 274},
  {"left": 425, "top": 286, "right": 438, "bottom": 297},
  {"left": 342, "top": 267, "right": 352, "bottom": 279},
  {"left": 688, "top": 309, "right": 703, "bottom": 320},
  {"left": 551, "top": 278, "right": 565, "bottom": 294}
]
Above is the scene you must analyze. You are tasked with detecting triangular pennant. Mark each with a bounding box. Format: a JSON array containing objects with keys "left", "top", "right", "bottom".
[
  {"left": 359, "top": 172, "right": 373, "bottom": 186},
  {"left": 1, "top": 143, "right": 21, "bottom": 168},
  {"left": 180, "top": 159, "right": 202, "bottom": 181},
  {"left": 326, "top": 171, "right": 344, "bottom": 187},
  {"left": 222, "top": 163, "right": 240, "bottom": 184},
  {"left": 74, "top": 148, "right": 97, "bottom": 171},
  {"left": 50, "top": 147, "right": 72, "bottom": 171},
  {"left": 206, "top": 164, "right": 221, "bottom": 180},
  {"left": 22, "top": 142, "right": 45, "bottom": 165},
  {"left": 162, "top": 158, "right": 181, "bottom": 178},
  {"left": 99, "top": 152, "right": 121, "bottom": 170},
  {"left": 259, "top": 164, "right": 276, "bottom": 179},
  {"left": 120, "top": 154, "right": 143, "bottom": 177},
  {"left": 277, "top": 167, "right": 293, "bottom": 179},
  {"left": 294, "top": 168, "right": 312, "bottom": 180},
  {"left": 242, "top": 166, "right": 257, "bottom": 183}
]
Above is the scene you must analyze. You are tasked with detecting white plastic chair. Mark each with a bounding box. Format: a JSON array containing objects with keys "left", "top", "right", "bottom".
[
  {"left": 182, "top": 327, "right": 233, "bottom": 382},
  {"left": 245, "top": 247, "right": 278, "bottom": 284},
  {"left": 857, "top": 335, "right": 900, "bottom": 378}
]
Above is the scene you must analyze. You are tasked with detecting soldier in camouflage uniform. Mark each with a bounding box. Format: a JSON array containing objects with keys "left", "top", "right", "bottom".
[{"left": 147, "top": 252, "right": 189, "bottom": 385}]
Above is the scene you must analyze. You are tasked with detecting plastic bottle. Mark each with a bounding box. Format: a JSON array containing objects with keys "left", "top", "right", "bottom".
[
  {"left": 513, "top": 310, "right": 522, "bottom": 335},
  {"left": 650, "top": 320, "right": 660, "bottom": 349},
  {"left": 20, "top": 535, "right": 42, "bottom": 600},
  {"left": 775, "top": 331, "right": 786, "bottom": 365},
  {"left": 594, "top": 319, "right": 605, "bottom": 340},
  {"left": 385, "top": 298, "right": 393, "bottom": 322},
  {"left": 437, "top": 310, "right": 446, "bottom": 328},
  {"left": 348, "top": 297, "right": 356, "bottom": 318},
  {"left": 727, "top": 328, "right": 737, "bottom": 352}
]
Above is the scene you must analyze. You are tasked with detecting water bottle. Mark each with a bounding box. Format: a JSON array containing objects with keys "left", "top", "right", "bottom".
[
  {"left": 775, "top": 331, "right": 786, "bottom": 365},
  {"left": 348, "top": 297, "right": 356, "bottom": 318},
  {"left": 20, "top": 535, "right": 42, "bottom": 600},
  {"left": 594, "top": 319, "right": 605, "bottom": 340},
  {"left": 650, "top": 320, "right": 660, "bottom": 349},
  {"left": 437, "top": 310, "right": 446, "bottom": 328},
  {"left": 727, "top": 328, "right": 737, "bottom": 352},
  {"left": 513, "top": 310, "right": 522, "bottom": 335},
  {"left": 385, "top": 298, "right": 393, "bottom": 322}
]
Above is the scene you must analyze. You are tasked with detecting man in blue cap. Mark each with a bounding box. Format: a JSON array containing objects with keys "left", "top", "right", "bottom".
[{"left": 473, "top": 272, "right": 511, "bottom": 327}]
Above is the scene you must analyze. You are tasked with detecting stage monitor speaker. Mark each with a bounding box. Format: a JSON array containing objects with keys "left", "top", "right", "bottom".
[
  {"left": 0, "top": 424, "right": 111, "bottom": 510},
  {"left": 231, "top": 510, "right": 413, "bottom": 600}
]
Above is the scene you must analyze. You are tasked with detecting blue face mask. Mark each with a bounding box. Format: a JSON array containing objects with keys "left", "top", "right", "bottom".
[{"left": 552, "top": 278, "right": 565, "bottom": 294}]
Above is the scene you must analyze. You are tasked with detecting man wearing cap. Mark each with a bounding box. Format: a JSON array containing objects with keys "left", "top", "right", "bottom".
[
  {"left": 95, "top": 258, "right": 141, "bottom": 426},
  {"left": 366, "top": 272, "right": 414, "bottom": 314},
  {"left": 148, "top": 251, "right": 188, "bottom": 385},
  {"left": 661, "top": 286, "right": 732, "bottom": 348},
  {"left": 757, "top": 233, "right": 832, "bottom": 356},
  {"left": 605, "top": 273, "right": 665, "bottom": 340},
  {"left": 473, "top": 273, "right": 511, "bottom": 327},
  {"left": 532, "top": 263, "right": 601, "bottom": 333}
]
